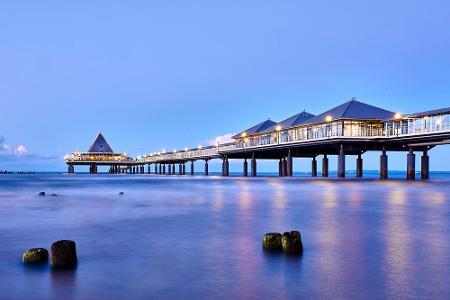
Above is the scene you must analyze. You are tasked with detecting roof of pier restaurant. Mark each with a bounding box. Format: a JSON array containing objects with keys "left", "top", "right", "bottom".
[
  {"left": 87, "top": 132, "right": 114, "bottom": 153},
  {"left": 232, "top": 119, "right": 277, "bottom": 139},
  {"left": 405, "top": 107, "right": 450, "bottom": 118},
  {"left": 304, "top": 99, "right": 396, "bottom": 124},
  {"left": 267, "top": 110, "right": 315, "bottom": 132}
]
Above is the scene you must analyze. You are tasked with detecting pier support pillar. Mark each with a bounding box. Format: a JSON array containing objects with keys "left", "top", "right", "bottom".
[
  {"left": 282, "top": 158, "right": 287, "bottom": 176},
  {"left": 163, "top": 164, "right": 166, "bottom": 175},
  {"left": 68, "top": 164, "right": 74, "bottom": 174},
  {"left": 322, "top": 154, "right": 328, "bottom": 177},
  {"left": 222, "top": 157, "right": 229, "bottom": 176},
  {"left": 168, "top": 164, "right": 171, "bottom": 175},
  {"left": 172, "top": 164, "right": 175, "bottom": 175},
  {"left": 407, "top": 148, "right": 416, "bottom": 180},
  {"left": 287, "top": 150, "right": 293, "bottom": 176},
  {"left": 243, "top": 159, "right": 248, "bottom": 176},
  {"left": 147, "top": 165, "right": 150, "bottom": 174},
  {"left": 178, "top": 163, "right": 182, "bottom": 175},
  {"left": 158, "top": 164, "right": 161, "bottom": 174},
  {"left": 191, "top": 161, "right": 194, "bottom": 175},
  {"left": 380, "top": 148, "right": 388, "bottom": 180},
  {"left": 356, "top": 154, "right": 363, "bottom": 178},
  {"left": 205, "top": 160, "right": 209, "bottom": 176},
  {"left": 278, "top": 159, "right": 282, "bottom": 176},
  {"left": 421, "top": 150, "right": 429, "bottom": 179},
  {"left": 182, "top": 163, "right": 186, "bottom": 175},
  {"left": 251, "top": 153, "right": 257, "bottom": 177},
  {"left": 312, "top": 156, "right": 317, "bottom": 177},
  {"left": 338, "top": 144, "right": 345, "bottom": 178}
]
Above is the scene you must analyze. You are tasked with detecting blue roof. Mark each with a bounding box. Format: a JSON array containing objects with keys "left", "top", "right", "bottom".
[
  {"left": 87, "top": 132, "right": 114, "bottom": 153},
  {"left": 406, "top": 107, "right": 450, "bottom": 118},
  {"left": 232, "top": 119, "right": 277, "bottom": 139},
  {"left": 305, "top": 99, "right": 396, "bottom": 124},
  {"left": 268, "top": 110, "right": 315, "bottom": 131}
]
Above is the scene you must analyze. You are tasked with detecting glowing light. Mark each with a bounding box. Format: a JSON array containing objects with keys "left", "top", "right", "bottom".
[
  {"left": 394, "top": 113, "right": 402, "bottom": 120},
  {"left": 185, "top": 148, "right": 188, "bottom": 152},
  {"left": 173, "top": 150, "right": 177, "bottom": 153},
  {"left": 436, "top": 119, "right": 442, "bottom": 125},
  {"left": 241, "top": 132, "right": 247, "bottom": 137},
  {"left": 275, "top": 125, "right": 282, "bottom": 131},
  {"left": 325, "top": 115, "right": 332, "bottom": 122},
  {"left": 198, "top": 145, "right": 202, "bottom": 150}
]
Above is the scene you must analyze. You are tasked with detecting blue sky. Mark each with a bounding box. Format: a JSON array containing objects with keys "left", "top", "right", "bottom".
[{"left": 0, "top": 0, "right": 449, "bottom": 172}]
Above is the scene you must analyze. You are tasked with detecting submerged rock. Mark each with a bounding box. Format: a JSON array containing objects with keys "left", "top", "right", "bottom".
[
  {"left": 50, "top": 240, "right": 77, "bottom": 269},
  {"left": 118, "top": 192, "right": 124, "bottom": 195},
  {"left": 22, "top": 248, "right": 49, "bottom": 265},
  {"left": 281, "top": 231, "right": 303, "bottom": 255},
  {"left": 262, "top": 232, "right": 282, "bottom": 251},
  {"left": 50, "top": 194, "right": 57, "bottom": 197},
  {"left": 38, "top": 192, "right": 45, "bottom": 196}
]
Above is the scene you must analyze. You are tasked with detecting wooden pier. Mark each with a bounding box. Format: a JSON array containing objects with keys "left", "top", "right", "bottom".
[{"left": 65, "top": 99, "right": 450, "bottom": 179}]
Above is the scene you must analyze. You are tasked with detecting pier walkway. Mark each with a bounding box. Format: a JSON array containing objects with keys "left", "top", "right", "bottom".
[{"left": 65, "top": 99, "right": 450, "bottom": 179}]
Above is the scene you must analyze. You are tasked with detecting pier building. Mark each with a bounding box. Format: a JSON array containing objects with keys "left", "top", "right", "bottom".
[{"left": 65, "top": 98, "right": 450, "bottom": 179}]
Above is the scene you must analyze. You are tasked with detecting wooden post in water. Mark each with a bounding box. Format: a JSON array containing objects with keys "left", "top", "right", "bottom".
[{"left": 204, "top": 160, "right": 209, "bottom": 176}]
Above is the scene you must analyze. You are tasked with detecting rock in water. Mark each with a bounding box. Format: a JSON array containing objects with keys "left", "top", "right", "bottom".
[
  {"left": 262, "top": 232, "right": 282, "bottom": 251},
  {"left": 50, "top": 240, "right": 77, "bottom": 269},
  {"left": 50, "top": 194, "right": 57, "bottom": 197},
  {"left": 22, "top": 248, "right": 49, "bottom": 265},
  {"left": 38, "top": 192, "right": 45, "bottom": 196},
  {"left": 118, "top": 192, "right": 124, "bottom": 195},
  {"left": 281, "top": 231, "right": 303, "bottom": 255}
]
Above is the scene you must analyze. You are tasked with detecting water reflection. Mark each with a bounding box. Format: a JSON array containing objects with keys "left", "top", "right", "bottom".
[{"left": 0, "top": 174, "right": 450, "bottom": 299}]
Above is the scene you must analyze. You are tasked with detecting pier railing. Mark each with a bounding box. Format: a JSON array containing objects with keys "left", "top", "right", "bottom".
[
  {"left": 140, "top": 114, "right": 449, "bottom": 163},
  {"left": 65, "top": 153, "right": 133, "bottom": 163},
  {"left": 140, "top": 143, "right": 236, "bottom": 163}
]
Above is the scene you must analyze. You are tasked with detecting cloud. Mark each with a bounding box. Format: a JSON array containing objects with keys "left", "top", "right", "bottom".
[
  {"left": 0, "top": 135, "right": 56, "bottom": 162},
  {"left": 207, "top": 133, "right": 235, "bottom": 145},
  {"left": 0, "top": 135, "right": 13, "bottom": 154}
]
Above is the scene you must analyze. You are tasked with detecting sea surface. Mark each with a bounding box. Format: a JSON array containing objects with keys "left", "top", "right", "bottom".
[{"left": 0, "top": 173, "right": 449, "bottom": 299}]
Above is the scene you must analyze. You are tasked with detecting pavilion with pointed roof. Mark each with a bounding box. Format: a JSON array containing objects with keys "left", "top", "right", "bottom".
[
  {"left": 65, "top": 132, "right": 133, "bottom": 174},
  {"left": 232, "top": 119, "right": 278, "bottom": 139},
  {"left": 88, "top": 132, "right": 114, "bottom": 153},
  {"left": 305, "top": 98, "right": 396, "bottom": 124}
]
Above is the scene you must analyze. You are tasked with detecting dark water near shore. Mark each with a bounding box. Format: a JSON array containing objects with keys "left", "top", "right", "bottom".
[{"left": 0, "top": 174, "right": 449, "bottom": 299}]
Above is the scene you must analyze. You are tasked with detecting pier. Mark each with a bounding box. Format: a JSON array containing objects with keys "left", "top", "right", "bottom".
[{"left": 65, "top": 99, "right": 450, "bottom": 179}]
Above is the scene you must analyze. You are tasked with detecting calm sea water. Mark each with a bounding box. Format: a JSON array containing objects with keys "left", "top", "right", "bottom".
[{"left": 0, "top": 173, "right": 449, "bottom": 299}]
